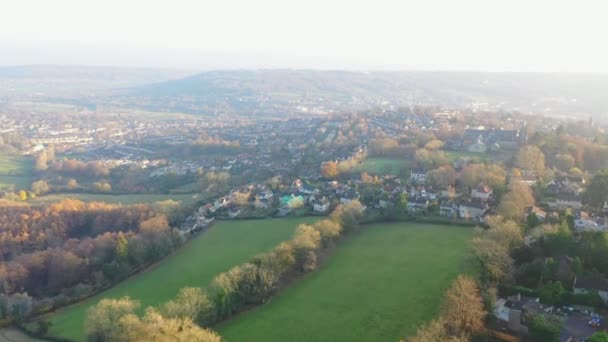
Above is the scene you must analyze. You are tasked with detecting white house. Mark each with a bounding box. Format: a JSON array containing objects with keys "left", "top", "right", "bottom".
[
  {"left": 471, "top": 184, "right": 493, "bottom": 201},
  {"left": 410, "top": 169, "right": 427, "bottom": 183}
]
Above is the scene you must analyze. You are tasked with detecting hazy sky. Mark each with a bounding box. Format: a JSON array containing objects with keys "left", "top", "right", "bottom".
[{"left": 1, "top": 0, "right": 607, "bottom": 72}]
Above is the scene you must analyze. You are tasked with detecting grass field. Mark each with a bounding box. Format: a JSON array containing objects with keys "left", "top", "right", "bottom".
[
  {"left": 31, "top": 192, "right": 201, "bottom": 205},
  {"left": 45, "top": 217, "right": 317, "bottom": 341},
  {"left": 218, "top": 223, "right": 473, "bottom": 342},
  {"left": 0, "top": 153, "right": 34, "bottom": 191},
  {"left": 356, "top": 157, "right": 411, "bottom": 175}
]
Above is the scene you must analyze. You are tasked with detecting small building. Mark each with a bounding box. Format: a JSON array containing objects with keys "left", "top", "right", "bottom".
[
  {"left": 410, "top": 169, "right": 428, "bottom": 183},
  {"left": 313, "top": 197, "right": 331, "bottom": 213},
  {"left": 574, "top": 276, "right": 608, "bottom": 303},
  {"left": 407, "top": 196, "right": 429, "bottom": 213},
  {"left": 439, "top": 201, "right": 459, "bottom": 218},
  {"left": 467, "top": 136, "right": 487, "bottom": 153},
  {"left": 459, "top": 200, "right": 489, "bottom": 220},
  {"left": 548, "top": 194, "right": 583, "bottom": 210},
  {"left": 471, "top": 184, "right": 493, "bottom": 201},
  {"left": 340, "top": 191, "right": 360, "bottom": 204},
  {"left": 525, "top": 206, "right": 547, "bottom": 222}
]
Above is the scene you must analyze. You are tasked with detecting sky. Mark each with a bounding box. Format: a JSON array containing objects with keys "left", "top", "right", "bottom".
[{"left": 1, "top": 0, "right": 607, "bottom": 72}]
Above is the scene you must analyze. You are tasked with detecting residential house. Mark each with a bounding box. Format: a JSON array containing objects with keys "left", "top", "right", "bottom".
[
  {"left": 378, "top": 199, "right": 394, "bottom": 209},
  {"left": 459, "top": 200, "right": 489, "bottom": 221},
  {"left": 548, "top": 194, "right": 583, "bottom": 210},
  {"left": 228, "top": 208, "right": 241, "bottom": 218},
  {"left": 493, "top": 294, "right": 554, "bottom": 334},
  {"left": 340, "top": 191, "right": 360, "bottom": 204},
  {"left": 410, "top": 169, "right": 427, "bottom": 183},
  {"left": 574, "top": 276, "right": 608, "bottom": 303},
  {"left": 471, "top": 183, "right": 493, "bottom": 201},
  {"left": 574, "top": 214, "right": 606, "bottom": 231},
  {"left": 407, "top": 196, "right": 429, "bottom": 213},
  {"left": 313, "top": 197, "right": 331, "bottom": 213},
  {"left": 525, "top": 206, "right": 547, "bottom": 222},
  {"left": 467, "top": 136, "right": 487, "bottom": 153},
  {"left": 439, "top": 201, "right": 459, "bottom": 218},
  {"left": 298, "top": 184, "right": 316, "bottom": 195}
]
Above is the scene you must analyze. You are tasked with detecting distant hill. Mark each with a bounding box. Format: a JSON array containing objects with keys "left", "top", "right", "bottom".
[
  {"left": 127, "top": 70, "right": 608, "bottom": 118},
  {"left": 0, "top": 65, "right": 196, "bottom": 98}
]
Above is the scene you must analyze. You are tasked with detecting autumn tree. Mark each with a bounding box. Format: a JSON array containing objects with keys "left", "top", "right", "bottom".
[
  {"left": 31, "top": 180, "right": 50, "bottom": 195},
  {"left": 321, "top": 161, "right": 339, "bottom": 178},
  {"left": 290, "top": 224, "right": 321, "bottom": 271},
  {"left": 330, "top": 200, "right": 364, "bottom": 231},
  {"left": 312, "top": 219, "right": 342, "bottom": 246},
  {"left": 66, "top": 178, "right": 79, "bottom": 189},
  {"left": 85, "top": 297, "right": 140, "bottom": 341},
  {"left": 428, "top": 165, "right": 457, "bottom": 187},
  {"left": 497, "top": 181, "right": 535, "bottom": 220},
  {"left": 34, "top": 151, "right": 48, "bottom": 171},
  {"left": 162, "top": 287, "right": 215, "bottom": 326},
  {"left": 408, "top": 319, "right": 467, "bottom": 342},
  {"left": 460, "top": 164, "right": 506, "bottom": 189},
  {"left": 516, "top": 145, "right": 545, "bottom": 172},
  {"left": 470, "top": 237, "right": 514, "bottom": 285},
  {"left": 442, "top": 275, "right": 486, "bottom": 337}
]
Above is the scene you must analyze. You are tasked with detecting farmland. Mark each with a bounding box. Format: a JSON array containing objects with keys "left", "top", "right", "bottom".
[
  {"left": 45, "top": 217, "right": 317, "bottom": 341},
  {"left": 219, "top": 222, "right": 473, "bottom": 342}
]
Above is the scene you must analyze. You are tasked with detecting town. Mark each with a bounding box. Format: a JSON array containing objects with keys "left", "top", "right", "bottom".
[{"left": 2, "top": 75, "right": 608, "bottom": 342}]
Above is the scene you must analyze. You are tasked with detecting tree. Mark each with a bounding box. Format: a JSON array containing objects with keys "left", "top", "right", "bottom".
[
  {"left": 528, "top": 315, "right": 561, "bottom": 342},
  {"left": 31, "top": 180, "right": 50, "bottom": 195},
  {"left": 66, "top": 178, "right": 79, "bottom": 190},
  {"left": 538, "top": 281, "right": 565, "bottom": 305},
  {"left": 516, "top": 145, "right": 545, "bottom": 172},
  {"left": 442, "top": 275, "right": 486, "bottom": 338},
  {"left": 498, "top": 181, "right": 535, "bottom": 220},
  {"left": 330, "top": 200, "right": 364, "bottom": 230},
  {"left": 428, "top": 165, "right": 457, "bottom": 187},
  {"left": 554, "top": 154, "right": 575, "bottom": 172},
  {"left": 34, "top": 151, "right": 48, "bottom": 171},
  {"left": 312, "top": 219, "right": 342, "bottom": 246},
  {"left": 589, "top": 331, "right": 608, "bottom": 342},
  {"left": 408, "top": 319, "right": 467, "bottom": 342},
  {"left": 321, "top": 161, "right": 339, "bottom": 178},
  {"left": 460, "top": 164, "right": 506, "bottom": 189},
  {"left": 87, "top": 298, "right": 220, "bottom": 342},
  {"left": 162, "top": 287, "right": 215, "bottom": 326},
  {"left": 470, "top": 237, "right": 514, "bottom": 284},
  {"left": 584, "top": 170, "right": 608, "bottom": 208},
  {"left": 85, "top": 297, "right": 140, "bottom": 341},
  {"left": 123, "top": 308, "right": 221, "bottom": 342},
  {"left": 424, "top": 139, "right": 445, "bottom": 151},
  {"left": 291, "top": 225, "right": 321, "bottom": 272},
  {"left": 116, "top": 234, "right": 129, "bottom": 260}
]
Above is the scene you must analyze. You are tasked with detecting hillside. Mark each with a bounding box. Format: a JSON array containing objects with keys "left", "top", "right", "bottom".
[
  {"left": 125, "top": 70, "right": 608, "bottom": 117},
  {"left": 0, "top": 65, "right": 195, "bottom": 98}
]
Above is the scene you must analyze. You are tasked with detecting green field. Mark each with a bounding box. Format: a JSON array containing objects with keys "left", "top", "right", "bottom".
[
  {"left": 45, "top": 217, "right": 316, "bottom": 341},
  {"left": 0, "top": 154, "right": 34, "bottom": 191},
  {"left": 219, "top": 223, "right": 473, "bottom": 342},
  {"left": 31, "top": 192, "right": 201, "bottom": 205},
  {"left": 356, "top": 157, "right": 411, "bottom": 175}
]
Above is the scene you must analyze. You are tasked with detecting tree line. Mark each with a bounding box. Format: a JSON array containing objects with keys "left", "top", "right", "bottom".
[
  {"left": 84, "top": 201, "right": 365, "bottom": 341},
  {"left": 0, "top": 199, "right": 183, "bottom": 324}
]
